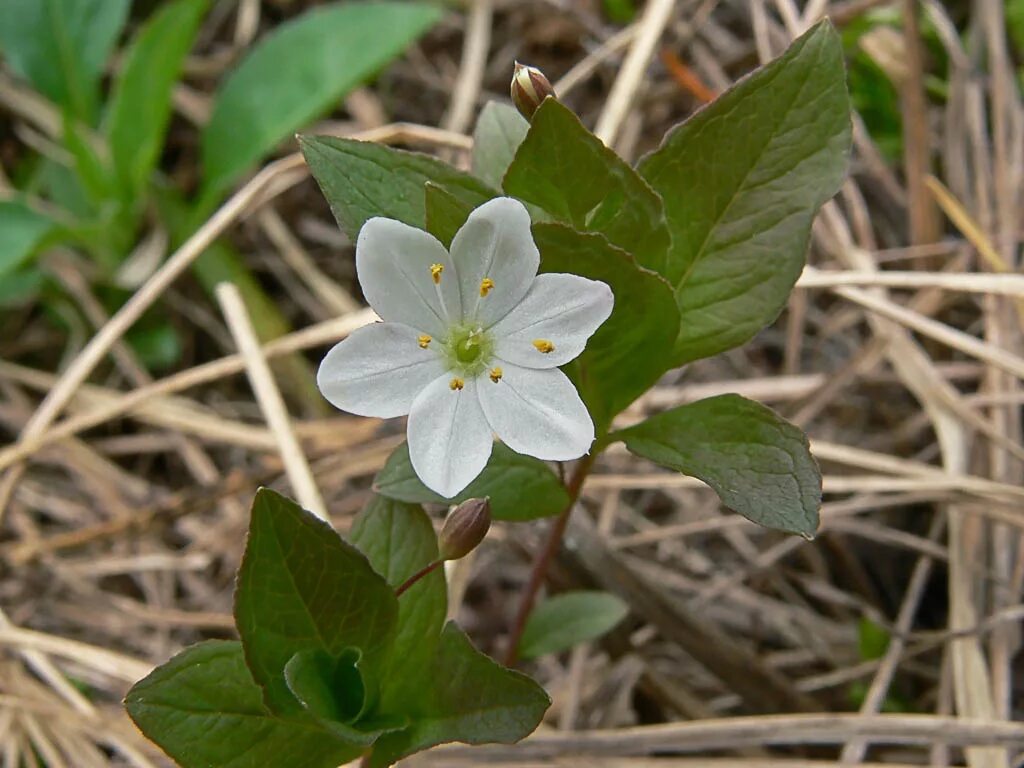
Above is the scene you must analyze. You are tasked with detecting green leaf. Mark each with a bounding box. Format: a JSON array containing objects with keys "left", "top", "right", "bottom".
[
  {"left": 368, "top": 622, "right": 550, "bottom": 768},
  {"left": 424, "top": 182, "right": 471, "bottom": 248},
  {"left": 202, "top": 1, "right": 441, "bottom": 197},
  {"left": 300, "top": 135, "right": 496, "bottom": 240},
  {"left": 234, "top": 488, "right": 399, "bottom": 715},
  {"left": 125, "top": 641, "right": 363, "bottom": 768},
  {"left": 616, "top": 394, "right": 821, "bottom": 536},
  {"left": 472, "top": 101, "right": 530, "bottom": 189},
  {"left": 637, "top": 21, "right": 851, "bottom": 364},
  {"left": 519, "top": 591, "right": 629, "bottom": 659},
  {"left": 0, "top": 0, "right": 130, "bottom": 121},
  {"left": 105, "top": 0, "right": 208, "bottom": 200},
  {"left": 504, "top": 99, "right": 670, "bottom": 272},
  {"left": 375, "top": 442, "right": 569, "bottom": 521},
  {"left": 125, "top": 321, "right": 182, "bottom": 371},
  {"left": 0, "top": 201, "right": 52, "bottom": 278},
  {"left": 0, "top": 267, "right": 45, "bottom": 307},
  {"left": 349, "top": 496, "right": 447, "bottom": 713},
  {"left": 533, "top": 223, "right": 679, "bottom": 432}
]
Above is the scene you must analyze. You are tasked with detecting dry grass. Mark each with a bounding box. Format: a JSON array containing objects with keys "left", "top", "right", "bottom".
[{"left": 0, "top": 0, "right": 1021, "bottom": 766}]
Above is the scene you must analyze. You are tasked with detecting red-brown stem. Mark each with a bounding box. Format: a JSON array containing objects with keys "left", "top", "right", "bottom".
[
  {"left": 502, "top": 453, "right": 595, "bottom": 666},
  {"left": 395, "top": 559, "right": 443, "bottom": 597}
]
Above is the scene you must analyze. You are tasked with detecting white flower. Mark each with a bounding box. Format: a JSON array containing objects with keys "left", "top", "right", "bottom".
[{"left": 317, "top": 197, "right": 613, "bottom": 498}]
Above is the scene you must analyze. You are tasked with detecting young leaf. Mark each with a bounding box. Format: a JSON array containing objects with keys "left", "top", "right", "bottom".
[
  {"left": 126, "top": 641, "right": 363, "bottom": 768},
  {"left": 349, "top": 496, "right": 447, "bottom": 714},
  {"left": 638, "top": 21, "right": 851, "bottom": 364},
  {"left": 300, "top": 135, "right": 495, "bottom": 240},
  {"left": 105, "top": 0, "right": 208, "bottom": 200},
  {"left": 202, "top": 2, "right": 441, "bottom": 196},
  {"left": 519, "top": 591, "right": 629, "bottom": 659},
  {"left": 616, "top": 394, "right": 821, "bottom": 536},
  {"left": 472, "top": 101, "right": 530, "bottom": 189},
  {"left": 234, "top": 488, "right": 398, "bottom": 715},
  {"left": 0, "top": 0, "right": 130, "bottom": 122},
  {"left": 0, "top": 202, "right": 52, "bottom": 278},
  {"left": 374, "top": 442, "right": 569, "bottom": 521},
  {"left": 504, "top": 99, "right": 670, "bottom": 272},
  {"left": 534, "top": 224, "right": 679, "bottom": 432},
  {"left": 368, "top": 623, "right": 550, "bottom": 767}
]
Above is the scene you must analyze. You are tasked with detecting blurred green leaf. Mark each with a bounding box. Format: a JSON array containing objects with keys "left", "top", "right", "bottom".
[
  {"left": 125, "top": 321, "right": 181, "bottom": 371},
  {"left": 506, "top": 99, "right": 670, "bottom": 273},
  {"left": 617, "top": 394, "right": 821, "bottom": 536},
  {"left": 300, "top": 135, "right": 495, "bottom": 240},
  {"left": 638, "top": 21, "right": 850, "bottom": 365},
  {"left": 0, "top": 267, "right": 45, "bottom": 307},
  {"left": 471, "top": 101, "right": 529, "bottom": 190},
  {"left": 105, "top": 0, "right": 208, "bottom": 201},
  {"left": 375, "top": 442, "right": 569, "bottom": 521},
  {"left": 234, "top": 489, "right": 398, "bottom": 716},
  {"left": 519, "top": 591, "right": 629, "bottom": 659},
  {"left": 858, "top": 618, "right": 890, "bottom": 660},
  {"left": 126, "top": 640, "right": 363, "bottom": 768},
  {"left": 0, "top": 201, "right": 52, "bottom": 278},
  {"left": 534, "top": 224, "right": 679, "bottom": 433},
  {"left": 0, "top": 0, "right": 130, "bottom": 122},
  {"left": 201, "top": 1, "right": 442, "bottom": 197}
]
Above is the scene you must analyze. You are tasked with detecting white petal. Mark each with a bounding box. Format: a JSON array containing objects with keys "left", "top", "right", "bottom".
[
  {"left": 407, "top": 374, "right": 493, "bottom": 498},
  {"left": 449, "top": 197, "right": 538, "bottom": 326},
  {"left": 478, "top": 363, "right": 594, "bottom": 460},
  {"left": 490, "top": 273, "right": 613, "bottom": 368},
  {"left": 317, "top": 322, "right": 446, "bottom": 418},
  {"left": 356, "top": 217, "right": 462, "bottom": 337}
]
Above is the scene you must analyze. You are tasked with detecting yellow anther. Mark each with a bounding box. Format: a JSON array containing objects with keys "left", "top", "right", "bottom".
[
  {"left": 449, "top": 377, "right": 465, "bottom": 391},
  {"left": 479, "top": 277, "right": 495, "bottom": 297},
  {"left": 430, "top": 263, "right": 444, "bottom": 284},
  {"left": 489, "top": 367, "right": 503, "bottom": 383},
  {"left": 417, "top": 334, "right": 431, "bottom": 349},
  {"left": 532, "top": 339, "right": 555, "bottom": 354}
]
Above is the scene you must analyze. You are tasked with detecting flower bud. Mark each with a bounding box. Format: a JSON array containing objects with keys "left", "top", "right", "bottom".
[
  {"left": 511, "top": 62, "right": 556, "bottom": 120},
  {"left": 438, "top": 498, "right": 491, "bottom": 561}
]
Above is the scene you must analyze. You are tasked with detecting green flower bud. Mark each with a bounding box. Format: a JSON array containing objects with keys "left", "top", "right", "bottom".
[
  {"left": 438, "top": 498, "right": 491, "bottom": 561},
  {"left": 511, "top": 62, "right": 555, "bottom": 121}
]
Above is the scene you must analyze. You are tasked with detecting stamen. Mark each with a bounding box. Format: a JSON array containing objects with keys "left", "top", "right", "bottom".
[
  {"left": 489, "top": 367, "right": 503, "bottom": 383},
  {"left": 430, "top": 263, "right": 444, "bottom": 284},
  {"left": 449, "top": 377, "right": 465, "bottom": 391},
  {"left": 532, "top": 339, "right": 555, "bottom": 354},
  {"left": 418, "top": 334, "right": 431, "bottom": 349},
  {"left": 479, "top": 277, "right": 495, "bottom": 297}
]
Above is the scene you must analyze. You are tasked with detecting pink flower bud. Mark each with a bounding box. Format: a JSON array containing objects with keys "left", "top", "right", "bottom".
[
  {"left": 511, "top": 62, "right": 556, "bottom": 120},
  {"left": 438, "top": 498, "right": 491, "bottom": 561}
]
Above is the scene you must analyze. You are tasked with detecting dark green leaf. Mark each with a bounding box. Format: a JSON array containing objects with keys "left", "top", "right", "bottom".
[
  {"left": 519, "top": 591, "right": 629, "bottom": 659},
  {"left": 126, "top": 641, "right": 363, "bottom": 768},
  {"left": 105, "top": 0, "right": 208, "bottom": 199},
  {"left": 0, "top": 0, "right": 129, "bottom": 121},
  {"left": 638, "top": 21, "right": 851, "bottom": 364},
  {"left": 375, "top": 442, "right": 568, "bottom": 521},
  {"left": 284, "top": 648, "right": 405, "bottom": 746},
  {"left": 471, "top": 101, "right": 529, "bottom": 189},
  {"left": 424, "top": 182, "right": 471, "bottom": 248},
  {"left": 0, "top": 267, "right": 45, "bottom": 307},
  {"left": 234, "top": 488, "right": 398, "bottom": 715},
  {"left": 616, "top": 394, "right": 821, "bottom": 536},
  {"left": 368, "top": 623, "right": 550, "bottom": 767},
  {"left": 0, "top": 201, "right": 52, "bottom": 278},
  {"left": 504, "top": 99, "right": 670, "bottom": 272},
  {"left": 300, "top": 135, "right": 495, "bottom": 240},
  {"left": 202, "top": 2, "right": 441, "bottom": 196},
  {"left": 349, "top": 496, "right": 446, "bottom": 713},
  {"left": 534, "top": 223, "right": 679, "bottom": 432}
]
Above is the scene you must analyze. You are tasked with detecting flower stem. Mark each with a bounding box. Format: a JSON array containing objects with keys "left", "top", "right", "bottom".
[
  {"left": 502, "top": 452, "right": 595, "bottom": 666},
  {"left": 395, "top": 559, "right": 443, "bottom": 597}
]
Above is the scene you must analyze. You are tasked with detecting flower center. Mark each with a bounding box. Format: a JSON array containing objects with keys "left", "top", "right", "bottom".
[{"left": 446, "top": 324, "right": 493, "bottom": 376}]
